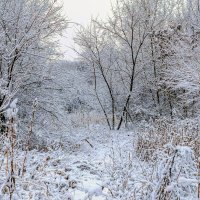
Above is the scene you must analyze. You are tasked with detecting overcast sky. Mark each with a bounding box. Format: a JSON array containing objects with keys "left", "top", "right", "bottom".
[{"left": 60, "top": 0, "right": 113, "bottom": 60}]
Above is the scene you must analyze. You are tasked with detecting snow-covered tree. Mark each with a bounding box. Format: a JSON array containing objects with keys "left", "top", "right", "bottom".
[
  {"left": 75, "top": 0, "right": 200, "bottom": 128},
  {"left": 0, "top": 0, "right": 67, "bottom": 134}
]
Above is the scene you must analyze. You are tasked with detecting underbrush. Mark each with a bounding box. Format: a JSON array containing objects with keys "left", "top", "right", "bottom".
[
  {"left": 0, "top": 101, "right": 199, "bottom": 200},
  {"left": 69, "top": 111, "right": 112, "bottom": 128},
  {"left": 136, "top": 118, "right": 199, "bottom": 161},
  {"left": 102, "top": 119, "right": 199, "bottom": 200},
  {"left": 0, "top": 100, "right": 77, "bottom": 199},
  {"left": 0, "top": 149, "right": 78, "bottom": 200}
]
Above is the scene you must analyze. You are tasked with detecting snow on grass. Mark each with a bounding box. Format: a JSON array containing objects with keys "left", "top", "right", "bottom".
[
  {"left": 0, "top": 126, "right": 134, "bottom": 199},
  {"left": 0, "top": 124, "right": 198, "bottom": 199}
]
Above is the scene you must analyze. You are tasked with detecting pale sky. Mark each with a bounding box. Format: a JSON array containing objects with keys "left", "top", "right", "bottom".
[{"left": 60, "top": 0, "right": 113, "bottom": 60}]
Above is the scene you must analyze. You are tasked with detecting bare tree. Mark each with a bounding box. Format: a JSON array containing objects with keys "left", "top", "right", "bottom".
[
  {"left": 0, "top": 0, "right": 67, "bottom": 132},
  {"left": 75, "top": 23, "right": 118, "bottom": 129},
  {"left": 75, "top": 0, "right": 200, "bottom": 129},
  {"left": 93, "top": 0, "right": 160, "bottom": 129}
]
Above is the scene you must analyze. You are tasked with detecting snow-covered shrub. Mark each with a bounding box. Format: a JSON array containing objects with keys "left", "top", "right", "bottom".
[
  {"left": 0, "top": 99, "right": 18, "bottom": 199},
  {"left": 101, "top": 119, "right": 199, "bottom": 200},
  {"left": 0, "top": 149, "right": 78, "bottom": 200},
  {"left": 150, "top": 145, "right": 198, "bottom": 200},
  {"left": 103, "top": 143, "right": 198, "bottom": 200},
  {"left": 135, "top": 118, "right": 199, "bottom": 161},
  {"left": 103, "top": 146, "right": 138, "bottom": 199},
  {"left": 0, "top": 100, "right": 77, "bottom": 199},
  {"left": 69, "top": 111, "right": 111, "bottom": 129}
]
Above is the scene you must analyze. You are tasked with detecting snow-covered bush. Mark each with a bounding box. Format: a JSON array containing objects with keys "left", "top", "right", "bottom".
[
  {"left": 99, "top": 118, "right": 199, "bottom": 199},
  {"left": 151, "top": 145, "right": 198, "bottom": 200},
  {"left": 102, "top": 145, "right": 134, "bottom": 199},
  {"left": 0, "top": 100, "right": 78, "bottom": 199},
  {"left": 135, "top": 118, "right": 199, "bottom": 161},
  {"left": 0, "top": 99, "right": 18, "bottom": 199},
  {"left": 103, "top": 142, "right": 198, "bottom": 199}
]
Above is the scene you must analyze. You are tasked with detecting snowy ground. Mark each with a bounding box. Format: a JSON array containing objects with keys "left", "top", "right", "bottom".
[
  {"left": 0, "top": 125, "right": 136, "bottom": 200},
  {"left": 0, "top": 123, "right": 198, "bottom": 199}
]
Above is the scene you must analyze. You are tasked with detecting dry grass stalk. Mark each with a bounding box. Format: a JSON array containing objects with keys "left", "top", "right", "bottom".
[{"left": 21, "top": 100, "right": 37, "bottom": 177}]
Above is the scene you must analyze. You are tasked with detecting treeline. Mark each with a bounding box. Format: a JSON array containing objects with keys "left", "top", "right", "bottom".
[{"left": 75, "top": 0, "right": 200, "bottom": 129}]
